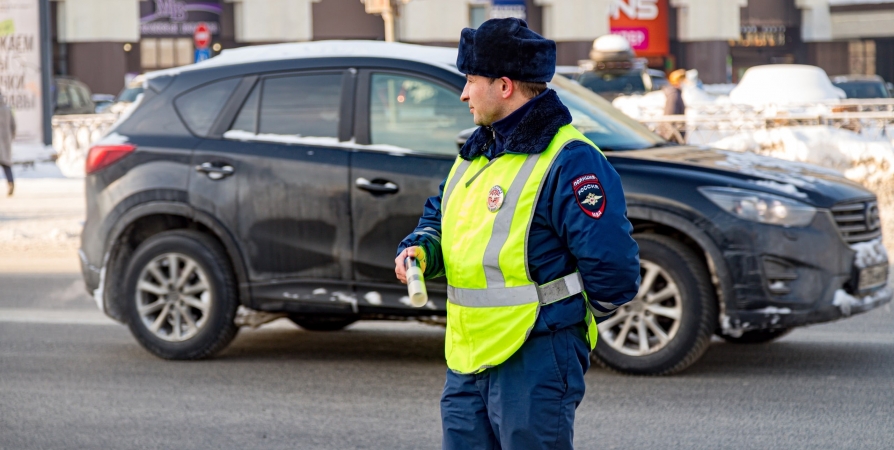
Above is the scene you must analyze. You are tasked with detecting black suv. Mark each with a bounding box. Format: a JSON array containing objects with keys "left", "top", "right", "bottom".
[{"left": 80, "top": 42, "right": 891, "bottom": 375}]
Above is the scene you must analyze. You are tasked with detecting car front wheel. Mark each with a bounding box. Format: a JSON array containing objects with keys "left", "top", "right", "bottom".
[
  {"left": 123, "top": 230, "right": 239, "bottom": 359},
  {"left": 591, "top": 234, "right": 717, "bottom": 375}
]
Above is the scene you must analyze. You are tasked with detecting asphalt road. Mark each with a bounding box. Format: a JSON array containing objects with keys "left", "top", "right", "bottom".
[{"left": 2, "top": 273, "right": 894, "bottom": 449}]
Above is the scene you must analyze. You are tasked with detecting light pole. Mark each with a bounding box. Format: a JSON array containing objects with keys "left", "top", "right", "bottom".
[{"left": 362, "top": 0, "right": 412, "bottom": 42}]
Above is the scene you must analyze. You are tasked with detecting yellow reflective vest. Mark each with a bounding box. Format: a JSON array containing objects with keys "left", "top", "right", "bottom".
[{"left": 441, "top": 124, "right": 601, "bottom": 374}]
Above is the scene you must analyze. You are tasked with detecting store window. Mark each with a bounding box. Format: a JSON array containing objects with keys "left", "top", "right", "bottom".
[
  {"left": 470, "top": 1, "right": 489, "bottom": 28},
  {"left": 849, "top": 40, "right": 877, "bottom": 76},
  {"left": 141, "top": 38, "right": 194, "bottom": 70}
]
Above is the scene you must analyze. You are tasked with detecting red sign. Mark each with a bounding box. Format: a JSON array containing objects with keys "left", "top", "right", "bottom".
[
  {"left": 194, "top": 22, "right": 211, "bottom": 49},
  {"left": 609, "top": 0, "right": 669, "bottom": 57}
]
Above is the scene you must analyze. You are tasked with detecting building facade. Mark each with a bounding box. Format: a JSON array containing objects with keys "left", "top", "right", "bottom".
[{"left": 50, "top": 0, "right": 894, "bottom": 95}]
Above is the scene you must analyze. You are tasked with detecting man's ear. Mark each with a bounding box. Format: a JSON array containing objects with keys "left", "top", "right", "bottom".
[{"left": 499, "top": 77, "right": 514, "bottom": 99}]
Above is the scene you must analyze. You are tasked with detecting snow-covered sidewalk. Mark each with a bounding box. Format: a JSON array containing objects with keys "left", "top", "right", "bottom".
[{"left": 0, "top": 163, "right": 84, "bottom": 273}]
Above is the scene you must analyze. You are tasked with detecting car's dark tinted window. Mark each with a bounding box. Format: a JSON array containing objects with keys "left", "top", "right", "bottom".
[
  {"left": 578, "top": 72, "right": 646, "bottom": 95},
  {"left": 258, "top": 73, "right": 342, "bottom": 137},
  {"left": 71, "top": 85, "right": 89, "bottom": 109},
  {"left": 229, "top": 82, "right": 260, "bottom": 133},
  {"left": 56, "top": 83, "right": 71, "bottom": 109},
  {"left": 833, "top": 81, "right": 890, "bottom": 99},
  {"left": 369, "top": 73, "right": 473, "bottom": 155},
  {"left": 175, "top": 77, "right": 241, "bottom": 136}
]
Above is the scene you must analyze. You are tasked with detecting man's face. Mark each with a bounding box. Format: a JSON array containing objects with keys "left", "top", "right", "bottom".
[{"left": 460, "top": 75, "right": 505, "bottom": 126}]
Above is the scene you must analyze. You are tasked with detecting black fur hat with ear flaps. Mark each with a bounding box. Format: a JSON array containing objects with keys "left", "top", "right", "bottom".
[{"left": 456, "top": 18, "right": 556, "bottom": 83}]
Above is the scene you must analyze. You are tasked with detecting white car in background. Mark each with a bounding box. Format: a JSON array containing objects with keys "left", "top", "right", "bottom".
[{"left": 730, "top": 64, "right": 846, "bottom": 105}]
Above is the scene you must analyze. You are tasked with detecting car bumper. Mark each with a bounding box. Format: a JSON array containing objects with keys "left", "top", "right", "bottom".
[
  {"left": 718, "top": 209, "right": 890, "bottom": 333},
  {"left": 723, "top": 284, "right": 892, "bottom": 333}
]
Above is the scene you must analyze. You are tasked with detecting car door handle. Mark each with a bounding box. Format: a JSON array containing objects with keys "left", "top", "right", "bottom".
[
  {"left": 355, "top": 177, "right": 399, "bottom": 194},
  {"left": 195, "top": 162, "right": 235, "bottom": 180}
]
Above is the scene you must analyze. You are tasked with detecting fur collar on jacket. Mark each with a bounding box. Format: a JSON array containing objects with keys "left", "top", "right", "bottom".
[{"left": 459, "top": 89, "right": 573, "bottom": 161}]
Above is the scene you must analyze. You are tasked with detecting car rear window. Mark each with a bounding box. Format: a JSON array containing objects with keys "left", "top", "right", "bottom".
[{"left": 174, "top": 77, "right": 241, "bottom": 136}]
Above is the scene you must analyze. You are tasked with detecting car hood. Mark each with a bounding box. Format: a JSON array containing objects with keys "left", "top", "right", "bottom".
[{"left": 609, "top": 146, "right": 873, "bottom": 208}]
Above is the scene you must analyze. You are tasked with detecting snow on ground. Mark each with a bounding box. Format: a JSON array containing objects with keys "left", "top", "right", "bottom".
[{"left": 0, "top": 163, "right": 84, "bottom": 272}]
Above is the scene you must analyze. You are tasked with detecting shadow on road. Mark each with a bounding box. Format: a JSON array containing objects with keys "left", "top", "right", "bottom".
[{"left": 216, "top": 323, "right": 446, "bottom": 365}]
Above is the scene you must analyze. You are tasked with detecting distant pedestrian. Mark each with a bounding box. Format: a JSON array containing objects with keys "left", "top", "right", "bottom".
[
  {"left": 0, "top": 90, "right": 15, "bottom": 196},
  {"left": 658, "top": 69, "right": 686, "bottom": 143},
  {"left": 663, "top": 69, "right": 686, "bottom": 115}
]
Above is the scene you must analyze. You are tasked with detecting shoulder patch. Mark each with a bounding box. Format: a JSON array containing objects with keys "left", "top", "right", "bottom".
[{"left": 572, "top": 174, "right": 606, "bottom": 219}]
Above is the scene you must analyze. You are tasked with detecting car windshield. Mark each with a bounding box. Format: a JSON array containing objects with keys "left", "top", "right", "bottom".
[
  {"left": 116, "top": 84, "right": 145, "bottom": 103},
  {"left": 549, "top": 75, "right": 667, "bottom": 151},
  {"left": 832, "top": 81, "right": 890, "bottom": 99},
  {"left": 577, "top": 71, "right": 646, "bottom": 95}
]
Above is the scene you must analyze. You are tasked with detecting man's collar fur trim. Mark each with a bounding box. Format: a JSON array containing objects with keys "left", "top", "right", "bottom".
[{"left": 459, "top": 89, "right": 572, "bottom": 160}]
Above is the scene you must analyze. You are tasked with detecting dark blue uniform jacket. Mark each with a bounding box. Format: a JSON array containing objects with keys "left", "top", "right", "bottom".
[{"left": 398, "top": 89, "right": 640, "bottom": 334}]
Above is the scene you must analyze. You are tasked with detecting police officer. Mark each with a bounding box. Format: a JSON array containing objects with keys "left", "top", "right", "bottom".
[{"left": 395, "top": 18, "right": 640, "bottom": 450}]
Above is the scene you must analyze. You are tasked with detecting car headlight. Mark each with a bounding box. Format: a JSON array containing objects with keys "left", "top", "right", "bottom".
[{"left": 699, "top": 187, "right": 817, "bottom": 227}]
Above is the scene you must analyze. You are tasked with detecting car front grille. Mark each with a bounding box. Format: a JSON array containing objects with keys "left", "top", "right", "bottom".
[{"left": 831, "top": 200, "right": 882, "bottom": 244}]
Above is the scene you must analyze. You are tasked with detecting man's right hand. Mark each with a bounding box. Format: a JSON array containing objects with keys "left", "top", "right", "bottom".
[{"left": 395, "top": 246, "right": 426, "bottom": 284}]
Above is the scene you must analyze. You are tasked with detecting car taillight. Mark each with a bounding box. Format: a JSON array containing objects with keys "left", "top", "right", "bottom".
[{"left": 85, "top": 144, "right": 136, "bottom": 174}]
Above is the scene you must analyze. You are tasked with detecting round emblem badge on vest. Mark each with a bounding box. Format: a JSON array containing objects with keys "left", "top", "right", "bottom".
[{"left": 487, "top": 185, "right": 505, "bottom": 212}]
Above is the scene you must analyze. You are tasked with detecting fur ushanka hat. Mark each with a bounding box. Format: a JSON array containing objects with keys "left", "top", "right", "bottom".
[{"left": 457, "top": 18, "right": 556, "bottom": 83}]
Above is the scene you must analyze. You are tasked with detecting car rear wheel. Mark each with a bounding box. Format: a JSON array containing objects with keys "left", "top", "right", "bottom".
[
  {"left": 123, "top": 230, "right": 239, "bottom": 359},
  {"left": 591, "top": 234, "right": 717, "bottom": 375},
  {"left": 288, "top": 315, "right": 359, "bottom": 331},
  {"left": 718, "top": 328, "right": 792, "bottom": 344}
]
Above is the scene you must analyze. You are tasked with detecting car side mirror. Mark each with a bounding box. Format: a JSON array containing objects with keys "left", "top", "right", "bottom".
[{"left": 456, "top": 127, "right": 478, "bottom": 150}]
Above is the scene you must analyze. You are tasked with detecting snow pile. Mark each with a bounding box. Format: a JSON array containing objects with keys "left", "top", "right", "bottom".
[
  {"left": 612, "top": 84, "right": 724, "bottom": 120},
  {"left": 0, "top": 178, "right": 85, "bottom": 255},
  {"left": 832, "top": 286, "right": 892, "bottom": 316},
  {"left": 612, "top": 91, "right": 667, "bottom": 120},
  {"left": 851, "top": 238, "right": 888, "bottom": 269},
  {"left": 702, "top": 84, "right": 736, "bottom": 96}
]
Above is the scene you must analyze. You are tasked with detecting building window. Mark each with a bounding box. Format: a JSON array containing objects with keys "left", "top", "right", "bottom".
[
  {"left": 849, "top": 40, "right": 876, "bottom": 76},
  {"left": 470, "top": 2, "right": 489, "bottom": 28},
  {"left": 140, "top": 37, "right": 195, "bottom": 70}
]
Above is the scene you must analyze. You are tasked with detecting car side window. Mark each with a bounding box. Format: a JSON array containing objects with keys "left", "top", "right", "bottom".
[
  {"left": 174, "top": 77, "right": 241, "bottom": 136},
  {"left": 56, "top": 84, "right": 71, "bottom": 109},
  {"left": 257, "top": 73, "right": 343, "bottom": 137},
  {"left": 229, "top": 82, "right": 260, "bottom": 133},
  {"left": 70, "top": 86, "right": 87, "bottom": 109},
  {"left": 369, "top": 73, "right": 473, "bottom": 156}
]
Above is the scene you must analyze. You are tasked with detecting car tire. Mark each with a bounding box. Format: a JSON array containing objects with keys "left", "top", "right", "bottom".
[
  {"left": 123, "top": 230, "right": 239, "bottom": 360},
  {"left": 718, "top": 328, "right": 792, "bottom": 344},
  {"left": 591, "top": 234, "right": 717, "bottom": 375},
  {"left": 288, "top": 315, "right": 359, "bottom": 331}
]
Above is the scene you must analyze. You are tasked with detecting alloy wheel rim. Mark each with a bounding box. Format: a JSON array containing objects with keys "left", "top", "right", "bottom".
[
  {"left": 597, "top": 259, "right": 683, "bottom": 356},
  {"left": 135, "top": 253, "right": 211, "bottom": 342}
]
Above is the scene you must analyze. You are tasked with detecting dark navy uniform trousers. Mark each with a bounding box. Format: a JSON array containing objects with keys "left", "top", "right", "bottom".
[{"left": 440, "top": 323, "right": 590, "bottom": 450}]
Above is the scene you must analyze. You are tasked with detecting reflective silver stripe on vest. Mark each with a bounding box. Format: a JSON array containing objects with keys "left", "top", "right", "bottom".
[
  {"left": 448, "top": 272, "right": 584, "bottom": 307},
  {"left": 482, "top": 153, "right": 542, "bottom": 288},
  {"left": 442, "top": 159, "right": 472, "bottom": 215}
]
